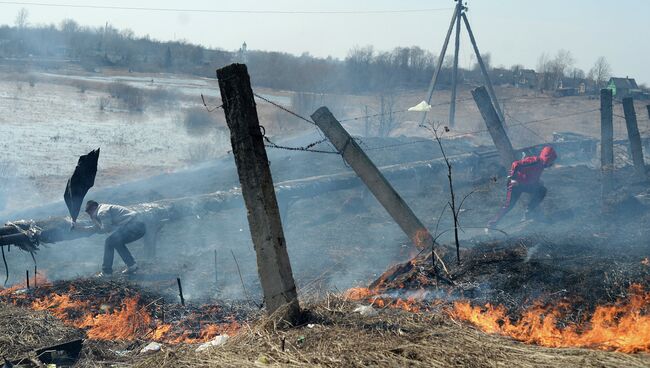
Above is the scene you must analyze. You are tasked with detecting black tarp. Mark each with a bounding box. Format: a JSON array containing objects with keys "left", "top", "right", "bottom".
[{"left": 64, "top": 148, "right": 100, "bottom": 222}]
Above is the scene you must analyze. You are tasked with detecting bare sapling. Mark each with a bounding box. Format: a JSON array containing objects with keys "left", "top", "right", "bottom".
[{"left": 420, "top": 122, "right": 461, "bottom": 264}]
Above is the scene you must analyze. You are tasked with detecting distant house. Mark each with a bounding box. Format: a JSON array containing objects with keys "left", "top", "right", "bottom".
[
  {"left": 514, "top": 69, "right": 537, "bottom": 89},
  {"left": 490, "top": 67, "right": 514, "bottom": 86},
  {"left": 607, "top": 77, "right": 640, "bottom": 97},
  {"left": 555, "top": 79, "right": 587, "bottom": 97}
]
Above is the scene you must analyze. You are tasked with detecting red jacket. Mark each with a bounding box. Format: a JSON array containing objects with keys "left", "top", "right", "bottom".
[{"left": 509, "top": 146, "right": 557, "bottom": 185}]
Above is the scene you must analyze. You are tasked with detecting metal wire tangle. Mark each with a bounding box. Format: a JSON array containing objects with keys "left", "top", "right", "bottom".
[
  {"left": 263, "top": 136, "right": 339, "bottom": 154},
  {"left": 253, "top": 93, "right": 317, "bottom": 126}
]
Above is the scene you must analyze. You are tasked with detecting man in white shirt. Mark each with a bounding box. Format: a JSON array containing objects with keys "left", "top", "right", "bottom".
[{"left": 82, "top": 200, "right": 146, "bottom": 277}]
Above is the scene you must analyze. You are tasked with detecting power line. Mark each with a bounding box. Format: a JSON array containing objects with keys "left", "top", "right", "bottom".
[{"left": 0, "top": 1, "right": 453, "bottom": 14}]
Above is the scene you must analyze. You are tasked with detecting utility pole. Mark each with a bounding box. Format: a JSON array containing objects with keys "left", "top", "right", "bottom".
[
  {"left": 622, "top": 97, "right": 647, "bottom": 181},
  {"left": 217, "top": 63, "right": 300, "bottom": 324},
  {"left": 449, "top": 0, "right": 463, "bottom": 127},
  {"left": 421, "top": 1, "right": 504, "bottom": 127},
  {"left": 420, "top": 6, "right": 457, "bottom": 125}
]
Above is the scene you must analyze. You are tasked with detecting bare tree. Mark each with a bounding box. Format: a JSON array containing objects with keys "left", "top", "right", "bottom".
[
  {"left": 537, "top": 50, "right": 575, "bottom": 91},
  {"left": 588, "top": 56, "right": 612, "bottom": 88},
  {"left": 570, "top": 68, "right": 585, "bottom": 80},
  {"left": 14, "top": 8, "right": 29, "bottom": 29},
  {"left": 378, "top": 92, "right": 397, "bottom": 137},
  {"left": 553, "top": 50, "right": 575, "bottom": 74}
]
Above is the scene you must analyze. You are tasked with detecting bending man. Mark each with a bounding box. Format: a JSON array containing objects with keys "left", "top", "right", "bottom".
[
  {"left": 487, "top": 146, "right": 557, "bottom": 229},
  {"left": 81, "top": 200, "right": 146, "bottom": 277}
]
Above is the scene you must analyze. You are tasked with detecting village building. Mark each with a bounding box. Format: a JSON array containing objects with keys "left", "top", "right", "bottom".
[
  {"left": 607, "top": 77, "right": 641, "bottom": 98},
  {"left": 514, "top": 68, "right": 537, "bottom": 89}
]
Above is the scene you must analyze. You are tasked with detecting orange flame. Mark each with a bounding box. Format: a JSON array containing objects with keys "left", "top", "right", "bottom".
[
  {"left": 450, "top": 284, "right": 650, "bottom": 353},
  {"left": 344, "top": 287, "right": 423, "bottom": 313},
  {"left": 26, "top": 290, "right": 240, "bottom": 344},
  {"left": 0, "top": 273, "right": 50, "bottom": 296}
]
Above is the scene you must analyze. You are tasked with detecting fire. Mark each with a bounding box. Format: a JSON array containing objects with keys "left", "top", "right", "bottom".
[
  {"left": 413, "top": 229, "right": 432, "bottom": 249},
  {"left": 1, "top": 276, "right": 241, "bottom": 344},
  {"left": 0, "top": 272, "right": 50, "bottom": 297},
  {"left": 79, "top": 297, "right": 153, "bottom": 340},
  {"left": 344, "top": 287, "right": 422, "bottom": 313},
  {"left": 343, "top": 287, "right": 375, "bottom": 300},
  {"left": 29, "top": 292, "right": 242, "bottom": 343},
  {"left": 642, "top": 257, "right": 649, "bottom": 266},
  {"left": 450, "top": 284, "right": 650, "bottom": 353}
]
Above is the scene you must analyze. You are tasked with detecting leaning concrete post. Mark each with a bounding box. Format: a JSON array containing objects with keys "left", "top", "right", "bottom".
[
  {"left": 311, "top": 107, "right": 435, "bottom": 251},
  {"left": 622, "top": 97, "right": 647, "bottom": 180},
  {"left": 217, "top": 63, "right": 300, "bottom": 323},
  {"left": 471, "top": 86, "right": 516, "bottom": 168},
  {"left": 600, "top": 89, "right": 614, "bottom": 199}
]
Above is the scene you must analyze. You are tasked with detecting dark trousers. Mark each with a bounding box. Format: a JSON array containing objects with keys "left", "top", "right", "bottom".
[
  {"left": 488, "top": 182, "right": 547, "bottom": 227},
  {"left": 102, "top": 220, "right": 146, "bottom": 274}
]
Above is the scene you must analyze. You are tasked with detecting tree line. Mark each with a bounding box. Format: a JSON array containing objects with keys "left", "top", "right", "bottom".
[{"left": 0, "top": 11, "right": 625, "bottom": 94}]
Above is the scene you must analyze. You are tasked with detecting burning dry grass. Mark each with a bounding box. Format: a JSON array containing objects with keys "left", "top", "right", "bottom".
[
  {"left": 132, "top": 296, "right": 649, "bottom": 368},
  {"left": 344, "top": 285, "right": 650, "bottom": 354},
  {"left": 451, "top": 284, "right": 650, "bottom": 353},
  {"left": 0, "top": 302, "right": 82, "bottom": 360},
  {"left": 0, "top": 278, "right": 256, "bottom": 347}
]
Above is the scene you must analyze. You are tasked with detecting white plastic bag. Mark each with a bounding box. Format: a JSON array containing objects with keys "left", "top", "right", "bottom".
[
  {"left": 196, "top": 334, "right": 230, "bottom": 352},
  {"left": 407, "top": 101, "right": 432, "bottom": 112}
]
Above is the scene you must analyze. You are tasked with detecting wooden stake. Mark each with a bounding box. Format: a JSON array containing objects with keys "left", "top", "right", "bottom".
[
  {"left": 217, "top": 63, "right": 300, "bottom": 323},
  {"left": 176, "top": 277, "right": 185, "bottom": 306},
  {"left": 600, "top": 89, "right": 614, "bottom": 201},
  {"left": 34, "top": 265, "right": 37, "bottom": 288},
  {"left": 161, "top": 300, "right": 165, "bottom": 323},
  {"left": 214, "top": 249, "right": 218, "bottom": 287},
  {"left": 622, "top": 97, "right": 647, "bottom": 180},
  {"left": 26, "top": 270, "right": 29, "bottom": 289},
  {"left": 311, "top": 107, "right": 435, "bottom": 252},
  {"left": 471, "top": 86, "right": 516, "bottom": 168}
]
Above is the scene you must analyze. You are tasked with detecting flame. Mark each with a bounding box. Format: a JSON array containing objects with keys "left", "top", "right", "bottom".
[
  {"left": 0, "top": 284, "right": 237, "bottom": 344},
  {"left": 0, "top": 272, "right": 50, "bottom": 296},
  {"left": 450, "top": 284, "right": 650, "bottom": 353},
  {"left": 0, "top": 274, "right": 241, "bottom": 344},
  {"left": 79, "top": 297, "right": 153, "bottom": 340},
  {"left": 344, "top": 287, "right": 423, "bottom": 313},
  {"left": 412, "top": 229, "right": 432, "bottom": 249}
]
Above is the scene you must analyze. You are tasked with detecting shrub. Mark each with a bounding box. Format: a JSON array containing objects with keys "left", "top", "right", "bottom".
[
  {"left": 182, "top": 107, "right": 217, "bottom": 135},
  {"left": 107, "top": 82, "right": 145, "bottom": 112},
  {"left": 187, "top": 141, "right": 220, "bottom": 163}
]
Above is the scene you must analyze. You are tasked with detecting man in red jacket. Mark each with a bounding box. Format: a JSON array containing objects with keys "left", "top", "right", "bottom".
[{"left": 487, "top": 146, "right": 557, "bottom": 229}]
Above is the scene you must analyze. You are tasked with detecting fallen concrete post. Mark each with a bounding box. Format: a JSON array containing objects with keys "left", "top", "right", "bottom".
[
  {"left": 311, "top": 106, "right": 435, "bottom": 250},
  {"left": 218, "top": 63, "right": 300, "bottom": 323}
]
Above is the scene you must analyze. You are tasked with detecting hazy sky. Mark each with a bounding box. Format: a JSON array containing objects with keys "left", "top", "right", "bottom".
[{"left": 0, "top": 0, "right": 648, "bottom": 84}]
